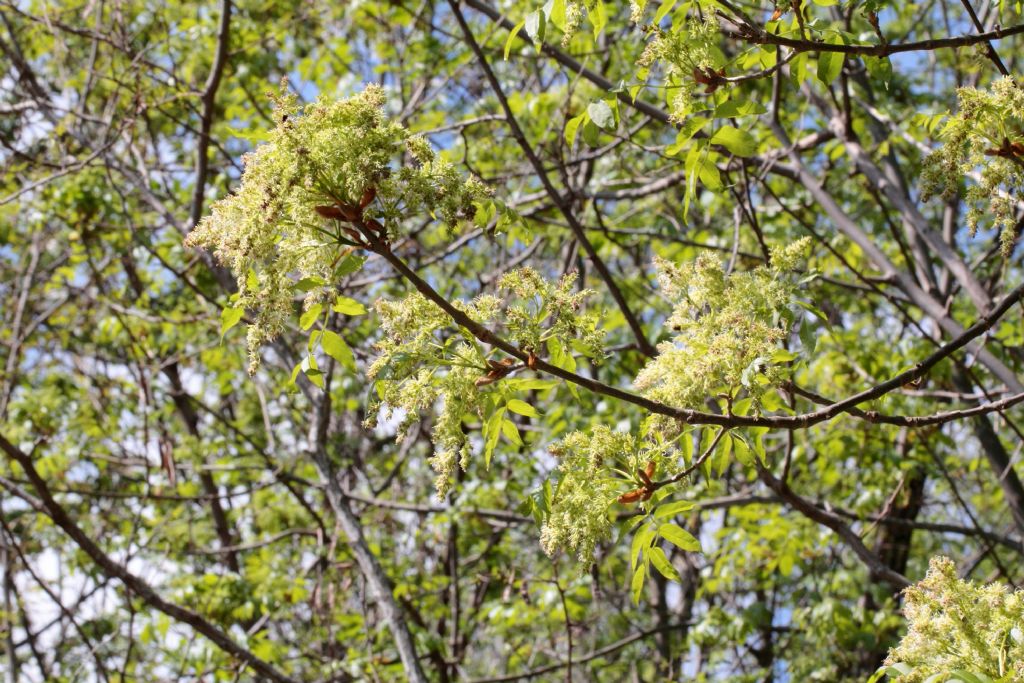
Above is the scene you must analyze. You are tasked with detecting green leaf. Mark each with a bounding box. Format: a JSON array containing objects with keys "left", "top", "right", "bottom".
[
  {"left": 220, "top": 306, "right": 244, "bottom": 338},
  {"left": 666, "top": 116, "right": 707, "bottom": 156},
  {"left": 565, "top": 112, "right": 586, "bottom": 147},
  {"left": 590, "top": 0, "right": 607, "bottom": 37},
  {"left": 817, "top": 38, "right": 845, "bottom": 86},
  {"left": 294, "top": 276, "right": 326, "bottom": 292},
  {"left": 587, "top": 100, "right": 615, "bottom": 130},
  {"left": 484, "top": 407, "right": 505, "bottom": 468},
  {"left": 289, "top": 360, "right": 303, "bottom": 387},
  {"left": 299, "top": 304, "right": 322, "bottom": 331},
  {"left": 659, "top": 523, "right": 701, "bottom": 551},
  {"left": 505, "top": 378, "right": 558, "bottom": 391},
  {"left": 334, "top": 253, "right": 366, "bottom": 278},
  {"left": 630, "top": 562, "right": 646, "bottom": 603},
  {"left": 709, "top": 125, "right": 757, "bottom": 156},
  {"left": 864, "top": 55, "right": 892, "bottom": 88},
  {"left": 868, "top": 663, "right": 912, "bottom": 683},
  {"left": 732, "top": 434, "right": 752, "bottom": 466},
  {"left": 581, "top": 119, "right": 601, "bottom": 147},
  {"left": 653, "top": 0, "right": 677, "bottom": 24},
  {"left": 630, "top": 524, "right": 653, "bottom": 571},
  {"left": 504, "top": 18, "right": 526, "bottom": 60},
  {"left": 302, "top": 355, "right": 324, "bottom": 389},
  {"left": 714, "top": 98, "right": 767, "bottom": 118},
  {"left": 655, "top": 500, "right": 696, "bottom": 519},
  {"left": 948, "top": 673, "right": 994, "bottom": 683},
  {"left": 750, "top": 427, "right": 768, "bottom": 464},
  {"left": 770, "top": 348, "right": 798, "bottom": 363},
  {"left": 778, "top": 551, "right": 795, "bottom": 577},
  {"left": 332, "top": 296, "right": 366, "bottom": 315},
  {"left": 795, "top": 299, "right": 833, "bottom": 330},
  {"left": 524, "top": 10, "right": 544, "bottom": 45},
  {"left": 648, "top": 546, "right": 681, "bottom": 582},
  {"left": 799, "top": 318, "right": 818, "bottom": 353},
  {"left": 698, "top": 156, "right": 722, "bottom": 191},
  {"left": 506, "top": 399, "right": 539, "bottom": 418},
  {"left": 321, "top": 330, "right": 354, "bottom": 370},
  {"left": 545, "top": 0, "right": 566, "bottom": 29},
  {"left": 683, "top": 142, "right": 703, "bottom": 220},
  {"left": 501, "top": 418, "right": 523, "bottom": 446}
]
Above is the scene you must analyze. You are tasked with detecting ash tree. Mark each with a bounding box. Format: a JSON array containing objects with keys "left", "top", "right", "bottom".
[{"left": 2, "top": 0, "right": 1024, "bottom": 681}]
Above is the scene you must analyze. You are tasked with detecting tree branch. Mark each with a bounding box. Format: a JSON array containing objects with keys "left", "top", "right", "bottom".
[
  {"left": 0, "top": 433, "right": 299, "bottom": 683},
  {"left": 448, "top": 0, "right": 656, "bottom": 357}
]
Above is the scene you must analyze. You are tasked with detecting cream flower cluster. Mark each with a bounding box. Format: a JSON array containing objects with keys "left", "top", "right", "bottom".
[
  {"left": 185, "top": 84, "right": 488, "bottom": 370},
  {"left": 885, "top": 556, "right": 1024, "bottom": 682}
]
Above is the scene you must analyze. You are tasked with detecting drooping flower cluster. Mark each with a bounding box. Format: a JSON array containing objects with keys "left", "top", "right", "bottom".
[
  {"left": 634, "top": 239, "right": 808, "bottom": 422},
  {"left": 921, "top": 76, "right": 1024, "bottom": 256},
  {"left": 541, "top": 427, "right": 661, "bottom": 563},
  {"left": 185, "top": 83, "right": 489, "bottom": 369},
  {"left": 636, "top": 11, "right": 721, "bottom": 121},
  {"left": 367, "top": 269, "right": 605, "bottom": 499},
  {"left": 367, "top": 293, "right": 496, "bottom": 498},
  {"left": 884, "top": 556, "right": 1024, "bottom": 682}
]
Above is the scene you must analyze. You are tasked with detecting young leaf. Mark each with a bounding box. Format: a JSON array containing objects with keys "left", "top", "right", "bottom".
[
  {"left": 565, "top": 112, "right": 586, "bottom": 147},
  {"left": 334, "top": 253, "right": 366, "bottom": 278},
  {"left": 709, "top": 125, "right": 757, "bottom": 157},
  {"left": 587, "top": 100, "right": 615, "bottom": 130},
  {"left": 501, "top": 418, "right": 523, "bottom": 446},
  {"left": 321, "top": 330, "right": 354, "bottom": 369},
  {"left": 648, "top": 546, "right": 681, "bottom": 582},
  {"left": 299, "top": 304, "right": 323, "bottom": 331},
  {"left": 302, "top": 355, "right": 324, "bottom": 389},
  {"left": 732, "top": 434, "right": 753, "bottom": 466},
  {"left": 817, "top": 39, "right": 844, "bottom": 86},
  {"left": 505, "top": 18, "right": 526, "bottom": 60},
  {"left": 655, "top": 500, "right": 696, "bottom": 519},
  {"left": 507, "top": 399, "right": 540, "bottom": 418},
  {"left": 524, "top": 10, "right": 545, "bottom": 44},
  {"left": 653, "top": 0, "right": 677, "bottom": 24},
  {"left": 545, "top": 0, "right": 566, "bottom": 29},
  {"left": 332, "top": 296, "right": 367, "bottom": 315},
  {"left": 220, "top": 306, "right": 244, "bottom": 337},
  {"left": 590, "top": 0, "right": 607, "bottom": 37},
  {"left": 659, "top": 523, "right": 701, "bottom": 551},
  {"left": 581, "top": 119, "right": 601, "bottom": 147},
  {"left": 666, "top": 116, "right": 707, "bottom": 156},
  {"left": 484, "top": 407, "right": 505, "bottom": 468},
  {"left": 714, "top": 99, "right": 767, "bottom": 118},
  {"left": 294, "top": 276, "right": 326, "bottom": 292},
  {"left": 630, "top": 562, "right": 646, "bottom": 603}
]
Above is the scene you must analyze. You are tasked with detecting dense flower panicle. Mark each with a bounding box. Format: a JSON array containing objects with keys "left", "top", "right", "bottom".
[
  {"left": 634, "top": 239, "right": 809, "bottom": 417},
  {"left": 368, "top": 293, "right": 496, "bottom": 497},
  {"left": 560, "top": 0, "right": 590, "bottom": 43},
  {"left": 921, "top": 76, "right": 1024, "bottom": 257},
  {"left": 885, "top": 556, "right": 1024, "bottom": 682},
  {"left": 636, "top": 13, "right": 720, "bottom": 121},
  {"left": 541, "top": 427, "right": 656, "bottom": 563},
  {"left": 184, "top": 83, "right": 489, "bottom": 369}
]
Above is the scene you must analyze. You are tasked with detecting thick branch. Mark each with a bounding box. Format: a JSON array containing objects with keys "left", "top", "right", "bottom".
[
  {"left": 0, "top": 433, "right": 299, "bottom": 683},
  {"left": 755, "top": 463, "right": 911, "bottom": 590},
  {"left": 369, "top": 234, "right": 1024, "bottom": 430},
  {"left": 725, "top": 14, "right": 1024, "bottom": 57}
]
